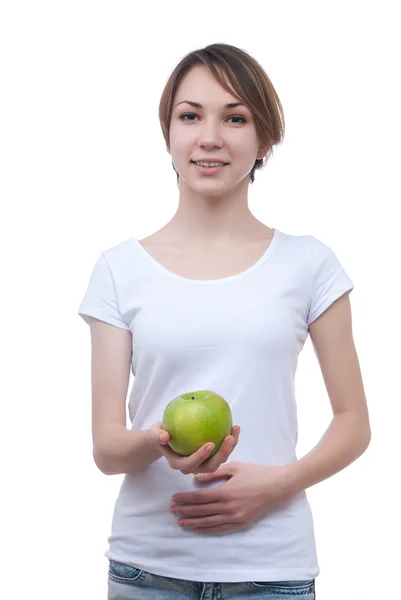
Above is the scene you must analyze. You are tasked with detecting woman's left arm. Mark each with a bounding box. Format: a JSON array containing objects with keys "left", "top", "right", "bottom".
[{"left": 283, "top": 291, "right": 371, "bottom": 496}]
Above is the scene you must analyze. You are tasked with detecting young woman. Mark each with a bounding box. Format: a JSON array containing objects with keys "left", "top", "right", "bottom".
[{"left": 79, "top": 43, "right": 371, "bottom": 600}]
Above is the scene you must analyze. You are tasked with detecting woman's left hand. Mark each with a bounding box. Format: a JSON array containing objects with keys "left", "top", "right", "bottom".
[{"left": 170, "top": 461, "right": 294, "bottom": 535}]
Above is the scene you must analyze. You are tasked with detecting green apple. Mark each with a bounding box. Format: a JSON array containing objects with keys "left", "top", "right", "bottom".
[{"left": 162, "top": 390, "right": 232, "bottom": 457}]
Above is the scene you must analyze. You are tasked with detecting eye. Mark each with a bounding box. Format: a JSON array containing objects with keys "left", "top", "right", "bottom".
[
  {"left": 179, "top": 113, "right": 197, "bottom": 121},
  {"left": 179, "top": 113, "right": 247, "bottom": 124},
  {"left": 228, "top": 116, "right": 247, "bottom": 124}
]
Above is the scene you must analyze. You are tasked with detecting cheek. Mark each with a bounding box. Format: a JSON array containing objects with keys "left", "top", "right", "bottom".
[
  {"left": 169, "top": 127, "right": 193, "bottom": 157},
  {"left": 226, "top": 131, "right": 258, "bottom": 155},
  {"left": 238, "top": 132, "right": 259, "bottom": 152}
]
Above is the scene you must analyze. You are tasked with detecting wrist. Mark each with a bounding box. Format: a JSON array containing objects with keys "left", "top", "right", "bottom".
[{"left": 275, "top": 463, "right": 303, "bottom": 500}]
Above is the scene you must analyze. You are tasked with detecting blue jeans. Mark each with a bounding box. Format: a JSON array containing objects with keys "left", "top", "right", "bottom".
[{"left": 108, "top": 560, "right": 316, "bottom": 599}]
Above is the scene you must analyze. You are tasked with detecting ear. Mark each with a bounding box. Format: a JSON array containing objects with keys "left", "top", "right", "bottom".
[
  {"left": 256, "top": 144, "right": 267, "bottom": 161},
  {"left": 166, "top": 144, "right": 171, "bottom": 156}
]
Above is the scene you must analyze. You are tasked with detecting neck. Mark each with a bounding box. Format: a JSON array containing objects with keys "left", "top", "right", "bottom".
[{"left": 166, "top": 182, "right": 264, "bottom": 243}]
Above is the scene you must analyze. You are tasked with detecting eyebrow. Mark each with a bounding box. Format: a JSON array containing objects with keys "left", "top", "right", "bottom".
[{"left": 174, "top": 100, "right": 247, "bottom": 109}]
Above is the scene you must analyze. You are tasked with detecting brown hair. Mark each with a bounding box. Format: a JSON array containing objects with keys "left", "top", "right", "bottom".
[{"left": 158, "top": 43, "right": 285, "bottom": 186}]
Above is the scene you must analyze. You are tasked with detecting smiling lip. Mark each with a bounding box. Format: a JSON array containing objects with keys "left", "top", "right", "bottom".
[
  {"left": 191, "top": 159, "right": 229, "bottom": 165},
  {"left": 191, "top": 162, "right": 228, "bottom": 175}
]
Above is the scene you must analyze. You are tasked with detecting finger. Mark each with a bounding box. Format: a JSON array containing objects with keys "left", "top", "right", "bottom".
[
  {"left": 232, "top": 425, "right": 240, "bottom": 442},
  {"left": 198, "top": 435, "right": 234, "bottom": 472},
  {"left": 174, "top": 442, "right": 216, "bottom": 473},
  {"left": 223, "top": 425, "right": 240, "bottom": 456},
  {"left": 170, "top": 501, "right": 225, "bottom": 517},
  {"left": 160, "top": 441, "right": 215, "bottom": 473},
  {"left": 149, "top": 422, "right": 171, "bottom": 445},
  {"left": 179, "top": 514, "right": 231, "bottom": 529},
  {"left": 191, "top": 442, "right": 216, "bottom": 468},
  {"left": 158, "top": 430, "right": 170, "bottom": 444},
  {"left": 230, "top": 426, "right": 240, "bottom": 451},
  {"left": 158, "top": 443, "right": 187, "bottom": 462},
  {"left": 149, "top": 422, "right": 163, "bottom": 439},
  {"left": 172, "top": 488, "right": 224, "bottom": 504},
  {"left": 209, "top": 426, "right": 239, "bottom": 459}
]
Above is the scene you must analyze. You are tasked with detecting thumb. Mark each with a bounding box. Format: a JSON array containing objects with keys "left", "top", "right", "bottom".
[{"left": 195, "top": 462, "right": 236, "bottom": 481}]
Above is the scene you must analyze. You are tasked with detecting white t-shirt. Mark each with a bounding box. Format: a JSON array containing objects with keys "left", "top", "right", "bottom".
[{"left": 78, "top": 227, "right": 354, "bottom": 583}]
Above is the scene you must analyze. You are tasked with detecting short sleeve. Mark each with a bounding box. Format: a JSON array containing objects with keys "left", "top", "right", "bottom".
[
  {"left": 307, "top": 236, "right": 354, "bottom": 326},
  {"left": 78, "top": 252, "right": 130, "bottom": 330}
]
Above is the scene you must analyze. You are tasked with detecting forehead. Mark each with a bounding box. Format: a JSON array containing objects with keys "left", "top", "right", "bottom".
[{"left": 175, "top": 65, "right": 245, "bottom": 108}]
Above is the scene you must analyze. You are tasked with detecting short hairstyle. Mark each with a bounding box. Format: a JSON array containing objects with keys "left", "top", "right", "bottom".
[{"left": 158, "top": 43, "right": 285, "bottom": 186}]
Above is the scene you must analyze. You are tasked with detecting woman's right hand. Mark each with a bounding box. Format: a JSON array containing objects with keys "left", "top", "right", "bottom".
[{"left": 148, "top": 421, "right": 240, "bottom": 475}]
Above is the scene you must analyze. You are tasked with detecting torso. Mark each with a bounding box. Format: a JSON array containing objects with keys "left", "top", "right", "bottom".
[{"left": 137, "top": 225, "right": 275, "bottom": 281}]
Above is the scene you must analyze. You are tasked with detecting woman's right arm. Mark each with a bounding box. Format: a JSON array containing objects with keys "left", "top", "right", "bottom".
[
  {"left": 88, "top": 318, "right": 240, "bottom": 475},
  {"left": 89, "top": 318, "right": 162, "bottom": 475}
]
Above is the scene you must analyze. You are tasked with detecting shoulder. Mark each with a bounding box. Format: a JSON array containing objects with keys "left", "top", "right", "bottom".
[
  {"left": 275, "top": 229, "right": 316, "bottom": 259},
  {"left": 277, "top": 229, "right": 339, "bottom": 263},
  {"left": 101, "top": 236, "right": 137, "bottom": 270},
  {"left": 102, "top": 236, "right": 135, "bottom": 257}
]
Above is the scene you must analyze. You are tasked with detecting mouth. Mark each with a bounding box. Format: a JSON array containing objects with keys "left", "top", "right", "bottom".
[{"left": 190, "top": 160, "right": 229, "bottom": 174}]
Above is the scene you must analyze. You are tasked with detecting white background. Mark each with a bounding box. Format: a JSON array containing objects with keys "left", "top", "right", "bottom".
[{"left": 1, "top": 1, "right": 400, "bottom": 598}]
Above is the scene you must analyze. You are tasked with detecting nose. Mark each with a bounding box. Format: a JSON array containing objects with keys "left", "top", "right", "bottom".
[{"left": 196, "top": 118, "right": 224, "bottom": 149}]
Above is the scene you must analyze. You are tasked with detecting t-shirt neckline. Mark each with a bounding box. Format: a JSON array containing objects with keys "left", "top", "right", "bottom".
[{"left": 130, "top": 228, "right": 281, "bottom": 285}]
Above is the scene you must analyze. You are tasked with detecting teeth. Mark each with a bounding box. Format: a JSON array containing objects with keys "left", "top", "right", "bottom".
[{"left": 194, "top": 161, "right": 226, "bottom": 167}]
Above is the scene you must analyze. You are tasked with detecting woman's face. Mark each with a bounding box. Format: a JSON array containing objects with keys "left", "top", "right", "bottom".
[{"left": 168, "top": 65, "right": 265, "bottom": 193}]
